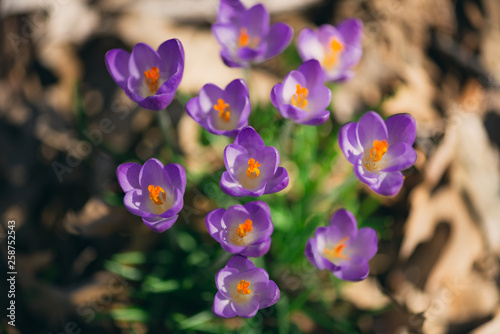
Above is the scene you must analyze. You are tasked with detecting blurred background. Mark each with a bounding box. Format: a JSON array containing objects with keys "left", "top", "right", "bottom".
[{"left": 1, "top": 0, "right": 500, "bottom": 333}]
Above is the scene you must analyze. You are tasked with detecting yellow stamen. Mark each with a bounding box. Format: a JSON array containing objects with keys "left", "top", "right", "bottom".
[
  {"left": 148, "top": 185, "right": 166, "bottom": 206},
  {"left": 236, "top": 219, "right": 253, "bottom": 238},
  {"left": 237, "top": 279, "right": 251, "bottom": 295},
  {"left": 322, "top": 37, "right": 344, "bottom": 70},
  {"left": 144, "top": 67, "right": 160, "bottom": 93},
  {"left": 214, "top": 98, "right": 231, "bottom": 122},
  {"left": 369, "top": 140, "right": 388, "bottom": 162},
  {"left": 238, "top": 27, "right": 260, "bottom": 48},
  {"left": 323, "top": 236, "right": 350, "bottom": 261},
  {"left": 291, "top": 84, "right": 308, "bottom": 110},
  {"left": 247, "top": 158, "right": 261, "bottom": 179}
]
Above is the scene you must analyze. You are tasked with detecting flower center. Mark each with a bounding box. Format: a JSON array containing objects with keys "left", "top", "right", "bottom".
[
  {"left": 236, "top": 219, "right": 253, "bottom": 238},
  {"left": 237, "top": 279, "right": 251, "bottom": 295},
  {"left": 291, "top": 84, "right": 308, "bottom": 110},
  {"left": 214, "top": 98, "right": 231, "bottom": 122},
  {"left": 322, "top": 37, "right": 344, "bottom": 70},
  {"left": 363, "top": 139, "right": 388, "bottom": 171},
  {"left": 144, "top": 66, "right": 160, "bottom": 93},
  {"left": 238, "top": 27, "right": 260, "bottom": 49},
  {"left": 148, "top": 185, "right": 166, "bottom": 206},
  {"left": 323, "top": 236, "right": 350, "bottom": 261},
  {"left": 247, "top": 158, "right": 261, "bottom": 179}
]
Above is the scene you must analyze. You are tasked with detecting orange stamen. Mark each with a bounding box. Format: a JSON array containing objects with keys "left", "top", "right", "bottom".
[
  {"left": 322, "top": 37, "right": 344, "bottom": 70},
  {"left": 236, "top": 219, "right": 253, "bottom": 238},
  {"left": 369, "top": 140, "right": 388, "bottom": 162},
  {"left": 291, "top": 84, "right": 309, "bottom": 109},
  {"left": 237, "top": 279, "right": 251, "bottom": 295},
  {"left": 148, "top": 185, "right": 166, "bottom": 205},
  {"left": 214, "top": 98, "right": 231, "bottom": 122},
  {"left": 323, "top": 236, "right": 350, "bottom": 261},
  {"left": 246, "top": 158, "right": 261, "bottom": 179},
  {"left": 238, "top": 27, "right": 260, "bottom": 48},
  {"left": 144, "top": 67, "right": 160, "bottom": 93}
]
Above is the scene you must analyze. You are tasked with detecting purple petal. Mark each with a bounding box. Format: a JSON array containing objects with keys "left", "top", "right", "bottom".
[
  {"left": 385, "top": 113, "right": 417, "bottom": 146},
  {"left": 125, "top": 79, "right": 176, "bottom": 110},
  {"left": 259, "top": 280, "right": 280, "bottom": 308},
  {"left": 381, "top": 142, "right": 417, "bottom": 172},
  {"left": 157, "top": 38, "right": 184, "bottom": 80},
  {"left": 354, "top": 157, "right": 380, "bottom": 186},
  {"left": 199, "top": 83, "right": 225, "bottom": 112},
  {"left": 264, "top": 167, "right": 289, "bottom": 194},
  {"left": 372, "top": 171, "right": 404, "bottom": 196},
  {"left": 298, "top": 110, "right": 330, "bottom": 126},
  {"left": 357, "top": 111, "right": 388, "bottom": 149},
  {"left": 217, "top": 0, "right": 245, "bottom": 24},
  {"left": 142, "top": 215, "right": 178, "bottom": 233},
  {"left": 350, "top": 228, "right": 378, "bottom": 260},
  {"left": 298, "top": 59, "right": 324, "bottom": 90},
  {"left": 139, "top": 158, "right": 170, "bottom": 190},
  {"left": 225, "top": 255, "right": 255, "bottom": 272},
  {"left": 244, "top": 201, "right": 272, "bottom": 235},
  {"left": 205, "top": 208, "right": 226, "bottom": 241},
  {"left": 224, "top": 144, "right": 247, "bottom": 175},
  {"left": 337, "top": 18, "right": 363, "bottom": 68},
  {"left": 222, "top": 205, "right": 250, "bottom": 229},
  {"left": 232, "top": 294, "right": 260, "bottom": 318},
  {"left": 220, "top": 49, "right": 244, "bottom": 68},
  {"left": 234, "top": 126, "right": 265, "bottom": 149},
  {"left": 338, "top": 122, "right": 362, "bottom": 164},
  {"left": 164, "top": 163, "right": 186, "bottom": 192},
  {"left": 305, "top": 237, "right": 325, "bottom": 270},
  {"left": 220, "top": 171, "right": 248, "bottom": 197},
  {"left": 213, "top": 291, "right": 237, "bottom": 318},
  {"left": 212, "top": 23, "right": 238, "bottom": 53},
  {"left": 334, "top": 255, "right": 369, "bottom": 281},
  {"left": 220, "top": 242, "right": 247, "bottom": 254},
  {"left": 243, "top": 4, "right": 270, "bottom": 39},
  {"left": 237, "top": 47, "right": 261, "bottom": 62},
  {"left": 158, "top": 188, "right": 184, "bottom": 218},
  {"left": 123, "top": 189, "right": 149, "bottom": 217},
  {"left": 105, "top": 49, "right": 130, "bottom": 90},
  {"left": 129, "top": 43, "right": 160, "bottom": 79},
  {"left": 116, "top": 162, "right": 141, "bottom": 192},
  {"left": 329, "top": 209, "right": 358, "bottom": 241},
  {"left": 185, "top": 97, "right": 204, "bottom": 124},
  {"left": 264, "top": 22, "right": 293, "bottom": 60},
  {"left": 296, "top": 27, "right": 323, "bottom": 62},
  {"left": 241, "top": 238, "right": 271, "bottom": 257},
  {"left": 216, "top": 267, "right": 240, "bottom": 298},
  {"left": 270, "top": 82, "right": 282, "bottom": 109}
]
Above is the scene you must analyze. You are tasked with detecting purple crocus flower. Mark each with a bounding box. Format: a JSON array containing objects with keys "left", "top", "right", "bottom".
[
  {"left": 213, "top": 255, "right": 280, "bottom": 318},
  {"left": 105, "top": 39, "right": 184, "bottom": 110},
  {"left": 185, "top": 79, "right": 250, "bottom": 136},
  {"left": 339, "top": 111, "right": 417, "bottom": 196},
  {"left": 212, "top": 0, "right": 293, "bottom": 67},
  {"left": 220, "top": 126, "right": 289, "bottom": 197},
  {"left": 305, "top": 209, "right": 378, "bottom": 281},
  {"left": 296, "top": 19, "right": 363, "bottom": 82},
  {"left": 206, "top": 201, "right": 273, "bottom": 257},
  {"left": 270, "top": 60, "right": 331, "bottom": 126},
  {"left": 116, "top": 158, "right": 186, "bottom": 232}
]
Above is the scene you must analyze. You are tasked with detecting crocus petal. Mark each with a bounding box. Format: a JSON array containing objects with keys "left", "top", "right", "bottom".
[
  {"left": 296, "top": 27, "right": 323, "bottom": 62},
  {"left": 105, "top": 49, "right": 131, "bottom": 90},
  {"left": 381, "top": 142, "right": 417, "bottom": 172},
  {"left": 217, "top": 0, "right": 245, "bottom": 24},
  {"left": 232, "top": 294, "right": 260, "bottom": 318},
  {"left": 264, "top": 167, "right": 289, "bottom": 194},
  {"left": 241, "top": 238, "right": 271, "bottom": 257},
  {"left": 329, "top": 209, "right": 358, "bottom": 241},
  {"left": 139, "top": 158, "right": 170, "bottom": 190},
  {"left": 338, "top": 122, "right": 362, "bottom": 164},
  {"left": 244, "top": 201, "right": 273, "bottom": 235},
  {"left": 264, "top": 22, "right": 293, "bottom": 59},
  {"left": 305, "top": 237, "right": 325, "bottom": 270},
  {"left": 299, "top": 110, "right": 330, "bottom": 126},
  {"left": 372, "top": 171, "right": 404, "bottom": 197},
  {"left": 225, "top": 255, "right": 255, "bottom": 272},
  {"left": 234, "top": 126, "right": 265, "bottom": 150},
  {"left": 334, "top": 255, "right": 369, "bottom": 281},
  {"left": 357, "top": 111, "right": 388, "bottom": 149},
  {"left": 354, "top": 157, "right": 380, "bottom": 186},
  {"left": 216, "top": 267, "right": 240, "bottom": 298},
  {"left": 129, "top": 43, "right": 160, "bottom": 78},
  {"left": 158, "top": 188, "right": 184, "bottom": 218},
  {"left": 385, "top": 113, "right": 417, "bottom": 146},
  {"left": 299, "top": 59, "right": 324, "bottom": 90},
  {"left": 259, "top": 280, "right": 280, "bottom": 308},
  {"left": 185, "top": 97, "right": 204, "bottom": 124},
  {"left": 243, "top": 4, "right": 270, "bottom": 39},
  {"left": 213, "top": 291, "right": 237, "bottom": 318},
  {"left": 222, "top": 205, "right": 251, "bottom": 229},
  {"left": 205, "top": 208, "right": 226, "bottom": 241},
  {"left": 350, "top": 228, "right": 378, "bottom": 260},
  {"left": 220, "top": 171, "right": 249, "bottom": 197},
  {"left": 117, "top": 162, "right": 141, "bottom": 192},
  {"left": 142, "top": 215, "right": 178, "bottom": 233},
  {"left": 157, "top": 38, "right": 184, "bottom": 79},
  {"left": 164, "top": 163, "right": 186, "bottom": 191},
  {"left": 123, "top": 189, "right": 149, "bottom": 217},
  {"left": 237, "top": 47, "right": 261, "bottom": 62},
  {"left": 337, "top": 18, "right": 363, "bottom": 68},
  {"left": 224, "top": 144, "right": 247, "bottom": 175},
  {"left": 125, "top": 80, "right": 176, "bottom": 110},
  {"left": 212, "top": 23, "right": 239, "bottom": 53}
]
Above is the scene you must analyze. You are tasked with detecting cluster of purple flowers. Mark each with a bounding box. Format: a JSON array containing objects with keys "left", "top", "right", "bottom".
[{"left": 107, "top": 0, "right": 418, "bottom": 320}]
